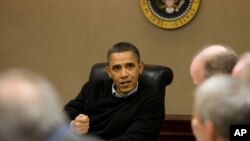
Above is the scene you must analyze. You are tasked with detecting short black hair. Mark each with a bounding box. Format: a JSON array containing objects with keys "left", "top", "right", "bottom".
[{"left": 107, "top": 42, "right": 140, "bottom": 63}]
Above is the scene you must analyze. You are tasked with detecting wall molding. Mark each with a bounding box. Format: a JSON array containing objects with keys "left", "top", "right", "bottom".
[{"left": 158, "top": 115, "right": 195, "bottom": 141}]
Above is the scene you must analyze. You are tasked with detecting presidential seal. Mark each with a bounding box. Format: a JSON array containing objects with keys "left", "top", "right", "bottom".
[{"left": 140, "top": 0, "right": 200, "bottom": 29}]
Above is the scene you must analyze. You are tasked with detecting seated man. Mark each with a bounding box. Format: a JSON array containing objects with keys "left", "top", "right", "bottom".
[
  {"left": 190, "top": 44, "right": 238, "bottom": 85},
  {"left": 191, "top": 75, "right": 250, "bottom": 141},
  {"left": 64, "top": 42, "right": 164, "bottom": 141}
]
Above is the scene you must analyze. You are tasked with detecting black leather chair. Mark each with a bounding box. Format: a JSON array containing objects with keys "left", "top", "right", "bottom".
[
  {"left": 89, "top": 63, "right": 173, "bottom": 140},
  {"left": 89, "top": 63, "right": 173, "bottom": 100}
]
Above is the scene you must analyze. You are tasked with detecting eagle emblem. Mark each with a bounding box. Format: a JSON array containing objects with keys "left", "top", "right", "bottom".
[{"left": 157, "top": 0, "right": 185, "bottom": 14}]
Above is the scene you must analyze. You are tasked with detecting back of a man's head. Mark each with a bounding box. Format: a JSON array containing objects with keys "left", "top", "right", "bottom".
[
  {"left": 0, "top": 69, "right": 65, "bottom": 141},
  {"left": 232, "top": 52, "right": 250, "bottom": 82},
  {"left": 190, "top": 44, "right": 238, "bottom": 85},
  {"left": 192, "top": 75, "right": 250, "bottom": 141}
]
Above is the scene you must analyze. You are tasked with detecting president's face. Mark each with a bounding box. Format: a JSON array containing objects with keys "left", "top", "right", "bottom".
[{"left": 106, "top": 51, "right": 143, "bottom": 95}]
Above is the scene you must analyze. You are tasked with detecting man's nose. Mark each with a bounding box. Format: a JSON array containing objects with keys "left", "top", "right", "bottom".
[{"left": 120, "top": 68, "right": 128, "bottom": 77}]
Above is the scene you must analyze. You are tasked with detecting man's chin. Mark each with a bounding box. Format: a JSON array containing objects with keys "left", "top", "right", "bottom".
[{"left": 119, "top": 88, "right": 133, "bottom": 94}]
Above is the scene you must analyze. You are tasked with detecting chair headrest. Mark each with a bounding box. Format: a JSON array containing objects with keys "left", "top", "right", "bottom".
[{"left": 89, "top": 63, "right": 173, "bottom": 90}]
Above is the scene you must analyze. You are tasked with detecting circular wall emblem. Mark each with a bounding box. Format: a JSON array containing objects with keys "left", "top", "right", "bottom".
[{"left": 140, "top": 0, "right": 201, "bottom": 29}]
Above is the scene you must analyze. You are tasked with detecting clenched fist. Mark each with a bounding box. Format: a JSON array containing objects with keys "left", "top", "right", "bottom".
[{"left": 70, "top": 114, "right": 90, "bottom": 134}]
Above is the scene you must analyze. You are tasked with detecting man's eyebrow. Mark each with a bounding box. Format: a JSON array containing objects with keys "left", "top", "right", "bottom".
[
  {"left": 111, "top": 64, "right": 121, "bottom": 68},
  {"left": 126, "top": 62, "right": 135, "bottom": 65}
]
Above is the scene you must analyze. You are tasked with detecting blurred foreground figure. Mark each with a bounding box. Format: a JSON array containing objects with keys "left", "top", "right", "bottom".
[
  {"left": 0, "top": 69, "right": 101, "bottom": 141},
  {"left": 191, "top": 75, "right": 250, "bottom": 141},
  {"left": 232, "top": 52, "right": 250, "bottom": 82}
]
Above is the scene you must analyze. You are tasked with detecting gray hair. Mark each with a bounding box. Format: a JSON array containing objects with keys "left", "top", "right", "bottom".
[
  {"left": 194, "top": 75, "right": 250, "bottom": 139},
  {"left": 0, "top": 69, "right": 65, "bottom": 141}
]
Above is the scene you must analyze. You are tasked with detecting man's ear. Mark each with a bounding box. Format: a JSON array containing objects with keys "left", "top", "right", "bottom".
[
  {"left": 191, "top": 118, "right": 201, "bottom": 139},
  {"left": 204, "top": 120, "right": 216, "bottom": 141},
  {"left": 106, "top": 65, "right": 112, "bottom": 78},
  {"left": 139, "top": 61, "right": 144, "bottom": 74}
]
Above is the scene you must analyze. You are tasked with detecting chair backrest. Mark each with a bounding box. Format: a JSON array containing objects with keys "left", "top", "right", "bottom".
[{"left": 89, "top": 63, "right": 173, "bottom": 98}]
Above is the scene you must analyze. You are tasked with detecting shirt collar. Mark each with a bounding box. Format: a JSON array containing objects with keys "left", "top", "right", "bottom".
[{"left": 112, "top": 82, "right": 138, "bottom": 98}]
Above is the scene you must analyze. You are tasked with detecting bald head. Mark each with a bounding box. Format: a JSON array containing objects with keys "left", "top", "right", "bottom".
[
  {"left": 198, "top": 45, "right": 228, "bottom": 57},
  {"left": 232, "top": 52, "right": 250, "bottom": 81},
  {"left": 0, "top": 74, "right": 39, "bottom": 108},
  {"left": 190, "top": 44, "right": 238, "bottom": 85}
]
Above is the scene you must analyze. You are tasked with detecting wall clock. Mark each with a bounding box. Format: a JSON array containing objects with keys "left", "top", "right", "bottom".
[{"left": 140, "top": 0, "right": 201, "bottom": 29}]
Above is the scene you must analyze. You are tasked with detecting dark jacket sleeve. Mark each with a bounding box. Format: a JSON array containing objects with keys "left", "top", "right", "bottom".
[{"left": 63, "top": 82, "right": 90, "bottom": 120}]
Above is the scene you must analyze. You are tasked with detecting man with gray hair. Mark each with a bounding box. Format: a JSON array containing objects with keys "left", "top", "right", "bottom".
[
  {"left": 0, "top": 69, "right": 101, "bottom": 141},
  {"left": 191, "top": 75, "right": 250, "bottom": 141}
]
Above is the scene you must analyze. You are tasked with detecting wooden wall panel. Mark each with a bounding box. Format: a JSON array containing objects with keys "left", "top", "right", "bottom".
[{"left": 158, "top": 115, "right": 195, "bottom": 141}]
